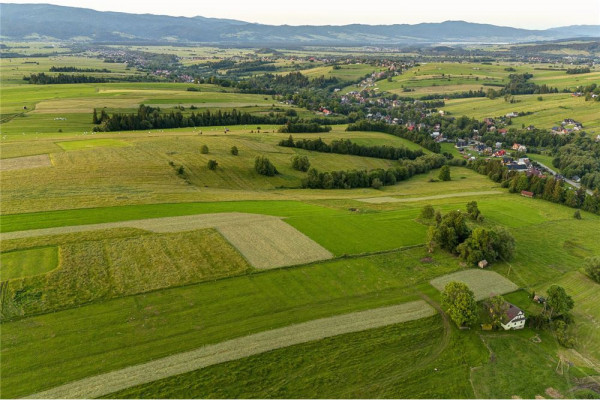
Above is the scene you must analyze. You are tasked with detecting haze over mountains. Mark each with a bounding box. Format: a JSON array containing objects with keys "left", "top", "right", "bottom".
[{"left": 1, "top": 3, "right": 599, "bottom": 45}]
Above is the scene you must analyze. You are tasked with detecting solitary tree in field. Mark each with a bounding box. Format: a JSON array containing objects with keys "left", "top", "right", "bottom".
[
  {"left": 544, "top": 285, "right": 574, "bottom": 321},
  {"left": 291, "top": 155, "right": 310, "bottom": 172},
  {"left": 442, "top": 281, "right": 478, "bottom": 327},
  {"left": 420, "top": 204, "right": 435, "bottom": 219},
  {"left": 255, "top": 156, "right": 278, "bottom": 176},
  {"left": 438, "top": 165, "right": 451, "bottom": 181},
  {"left": 466, "top": 201, "right": 480, "bottom": 220},
  {"left": 200, "top": 145, "right": 209, "bottom": 154},
  {"left": 230, "top": 146, "right": 239, "bottom": 156},
  {"left": 207, "top": 160, "right": 218, "bottom": 170}
]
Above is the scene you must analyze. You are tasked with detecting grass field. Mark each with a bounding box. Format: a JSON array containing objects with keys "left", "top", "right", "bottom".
[
  {"left": 29, "top": 301, "right": 435, "bottom": 399},
  {"left": 105, "top": 315, "right": 489, "bottom": 399},
  {"left": 1, "top": 247, "right": 462, "bottom": 398},
  {"left": 443, "top": 93, "right": 600, "bottom": 129},
  {"left": 0, "top": 246, "right": 58, "bottom": 280},
  {"left": 56, "top": 138, "right": 130, "bottom": 151},
  {"left": 1, "top": 228, "right": 251, "bottom": 319}
]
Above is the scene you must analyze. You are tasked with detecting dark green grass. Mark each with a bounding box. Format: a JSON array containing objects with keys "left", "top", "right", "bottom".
[
  {"left": 471, "top": 332, "right": 575, "bottom": 398},
  {"left": 105, "top": 315, "right": 488, "bottom": 399},
  {"left": 0, "top": 200, "right": 345, "bottom": 232},
  {"left": 0, "top": 247, "right": 462, "bottom": 398},
  {"left": 0, "top": 246, "right": 58, "bottom": 280}
]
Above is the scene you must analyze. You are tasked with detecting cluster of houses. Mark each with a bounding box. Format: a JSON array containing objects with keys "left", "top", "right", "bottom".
[{"left": 551, "top": 118, "right": 584, "bottom": 135}]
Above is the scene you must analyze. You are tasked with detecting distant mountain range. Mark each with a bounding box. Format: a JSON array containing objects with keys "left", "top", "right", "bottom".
[{"left": 1, "top": 3, "right": 599, "bottom": 45}]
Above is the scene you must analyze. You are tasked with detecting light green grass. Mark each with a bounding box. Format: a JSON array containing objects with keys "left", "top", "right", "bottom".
[
  {"left": 0, "top": 247, "right": 462, "bottom": 398},
  {"left": 430, "top": 269, "right": 519, "bottom": 300},
  {"left": 56, "top": 138, "right": 130, "bottom": 151},
  {"left": 0, "top": 246, "right": 58, "bottom": 280}
]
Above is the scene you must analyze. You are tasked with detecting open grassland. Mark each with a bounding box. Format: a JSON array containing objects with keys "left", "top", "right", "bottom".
[
  {"left": 430, "top": 270, "right": 519, "bottom": 300},
  {"left": 0, "top": 247, "right": 463, "bottom": 398},
  {"left": 471, "top": 333, "right": 576, "bottom": 399},
  {"left": 0, "top": 246, "right": 58, "bottom": 280},
  {"left": 107, "top": 315, "right": 488, "bottom": 399},
  {"left": 1, "top": 228, "right": 251, "bottom": 320},
  {"left": 291, "top": 63, "right": 383, "bottom": 82},
  {"left": 443, "top": 93, "right": 600, "bottom": 130},
  {"left": 56, "top": 138, "right": 130, "bottom": 151},
  {"left": 28, "top": 301, "right": 435, "bottom": 399},
  {"left": 536, "top": 271, "right": 600, "bottom": 367},
  {"left": 0, "top": 154, "right": 51, "bottom": 171}
]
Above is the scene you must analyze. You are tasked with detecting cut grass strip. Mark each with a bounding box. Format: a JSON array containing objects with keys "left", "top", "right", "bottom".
[
  {"left": 26, "top": 301, "right": 435, "bottom": 399},
  {"left": 430, "top": 269, "right": 519, "bottom": 300},
  {"left": 356, "top": 190, "right": 502, "bottom": 204},
  {"left": 0, "top": 246, "right": 58, "bottom": 280},
  {"left": 0, "top": 154, "right": 51, "bottom": 171}
]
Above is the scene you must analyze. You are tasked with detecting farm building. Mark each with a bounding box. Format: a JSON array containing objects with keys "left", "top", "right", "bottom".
[{"left": 500, "top": 303, "right": 526, "bottom": 330}]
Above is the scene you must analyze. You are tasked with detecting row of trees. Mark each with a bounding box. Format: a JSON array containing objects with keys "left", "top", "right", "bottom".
[
  {"left": 469, "top": 158, "right": 600, "bottom": 215},
  {"left": 278, "top": 123, "right": 332, "bottom": 133},
  {"left": 346, "top": 120, "right": 441, "bottom": 153},
  {"left": 49, "top": 66, "right": 111, "bottom": 73},
  {"left": 279, "top": 136, "right": 425, "bottom": 161},
  {"left": 24, "top": 73, "right": 107, "bottom": 84},
  {"left": 301, "top": 154, "right": 447, "bottom": 189},
  {"left": 93, "top": 105, "right": 291, "bottom": 132}
]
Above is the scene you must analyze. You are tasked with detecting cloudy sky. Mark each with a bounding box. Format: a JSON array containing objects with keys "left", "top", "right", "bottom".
[{"left": 5, "top": 0, "right": 600, "bottom": 29}]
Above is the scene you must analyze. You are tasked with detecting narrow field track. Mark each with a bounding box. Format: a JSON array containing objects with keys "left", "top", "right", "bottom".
[{"left": 25, "top": 301, "right": 436, "bottom": 399}]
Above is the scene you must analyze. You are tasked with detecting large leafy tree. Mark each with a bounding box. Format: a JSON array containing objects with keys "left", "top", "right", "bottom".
[
  {"left": 544, "top": 285, "right": 574, "bottom": 320},
  {"left": 428, "top": 210, "right": 471, "bottom": 253},
  {"left": 485, "top": 295, "right": 508, "bottom": 329},
  {"left": 584, "top": 256, "right": 600, "bottom": 283},
  {"left": 442, "top": 281, "right": 478, "bottom": 327}
]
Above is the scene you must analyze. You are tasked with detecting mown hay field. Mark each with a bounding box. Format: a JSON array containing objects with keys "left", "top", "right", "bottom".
[
  {"left": 1, "top": 247, "right": 462, "bottom": 398},
  {"left": 28, "top": 301, "right": 435, "bottom": 399},
  {"left": 0, "top": 154, "right": 51, "bottom": 171},
  {"left": 430, "top": 269, "right": 519, "bottom": 300}
]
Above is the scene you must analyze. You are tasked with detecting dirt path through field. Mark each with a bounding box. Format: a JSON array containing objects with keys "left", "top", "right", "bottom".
[
  {"left": 356, "top": 190, "right": 502, "bottom": 204},
  {"left": 1, "top": 213, "right": 333, "bottom": 269},
  {"left": 25, "top": 301, "right": 435, "bottom": 399}
]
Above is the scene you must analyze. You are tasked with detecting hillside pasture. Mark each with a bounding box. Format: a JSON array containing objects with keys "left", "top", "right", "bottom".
[
  {"left": 430, "top": 269, "right": 519, "bottom": 300},
  {"left": 56, "top": 138, "right": 130, "bottom": 151}
]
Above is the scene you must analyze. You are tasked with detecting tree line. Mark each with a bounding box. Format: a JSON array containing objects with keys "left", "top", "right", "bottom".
[
  {"left": 24, "top": 73, "right": 107, "bottom": 84},
  {"left": 278, "top": 123, "right": 332, "bottom": 133},
  {"left": 469, "top": 158, "right": 600, "bottom": 214},
  {"left": 279, "top": 136, "right": 425, "bottom": 161},
  {"left": 346, "top": 120, "right": 441, "bottom": 153},
  {"left": 301, "top": 154, "right": 447, "bottom": 189},
  {"left": 49, "top": 66, "right": 111, "bottom": 73}
]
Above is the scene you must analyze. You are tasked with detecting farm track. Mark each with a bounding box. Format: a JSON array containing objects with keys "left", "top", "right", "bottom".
[
  {"left": 25, "top": 301, "right": 436, "bottom": 399},
  {"left": 356, "top": 190, "right": 503, "bottom": 204},
  {"left": 0, "top": 212, "right": 333, "bottom": 269}
]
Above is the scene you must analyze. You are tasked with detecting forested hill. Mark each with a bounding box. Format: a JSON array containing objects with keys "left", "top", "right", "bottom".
[{"left": 1, "top": 3, "right": 599, "bottom": 45}]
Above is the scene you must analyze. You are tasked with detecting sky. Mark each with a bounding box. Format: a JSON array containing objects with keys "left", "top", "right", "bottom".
[{"left": 5, "top": 0, "right": 600, "bottom": 29}]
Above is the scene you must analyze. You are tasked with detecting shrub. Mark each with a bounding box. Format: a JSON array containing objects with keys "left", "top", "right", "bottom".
[
  {"left": 291, "top": 155, "right": 310, "bottom": 172},
  {"left": 466, "top": 201, "right": 481, "bottom": 220},
  {"left": 438, "top": 165, "right": 451, "bottom": 181},
  {"left": 200, "top": 145, "right": 209, "bottom": 154},
  {"left": 574, "top": 210, "right": 581, "bottom": 219},
  {"left": 371, "top": 178, "right": 383, "bottom": 189},
  {"left": 254, "top": 156, "right": 278, "bottom": 176},
  {"left": 207, "top": 160, "right": 218, "bottom": 170},
  {"left": 584, "top": 256, "right": 600, "bottom": 283},
  {"left": 420, "top": 204, "right": 435, "bottom": 219},
  {"left": 230, "top": 146, "right": 239, "bottom": 156}
]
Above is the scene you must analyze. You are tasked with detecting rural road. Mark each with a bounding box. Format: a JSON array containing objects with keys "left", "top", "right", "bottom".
[
  {"left": 535, "top": 161, "right": 593, "bottom": 196},
  {"left": 25, "top": 301, "right": 435, "bottom": 399}
]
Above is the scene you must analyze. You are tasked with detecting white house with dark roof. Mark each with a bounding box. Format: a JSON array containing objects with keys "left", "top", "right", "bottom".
[{"left": 501, "top": 303, "right": 526, "bottom": 330}]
